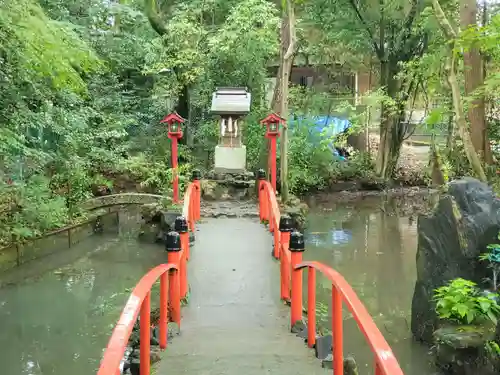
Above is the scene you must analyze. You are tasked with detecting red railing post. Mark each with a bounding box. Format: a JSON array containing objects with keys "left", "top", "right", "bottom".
[
  {"left": 307, "top": 268, "right": 316, "bottom": 348},
  {"left": 192, "top": 170, "right": 201, "bottom": 221},
  {"left": 269, "top": 135, "right": 277, "bottom": 193},
  {"left": 273, "top": 223, "right": 280, "bottom": 259},
  {"left": 257, "top": 169, "right": 266, "bottom": 222},
  {"left": 294, "top": 261, "right": 405, "bottom": 375},
  {"left": 159, "top": 272, "right": 168, "bottom": 349},
  {"left": 171, "top": 136, "right": 179, "bottom": 203},
  {"left": 268, "top": 189, "right": 274, "bottom": 233},
  {"left": 280, "top": 245, "right": 291, "bottom": 301},
  {"left": 163, "top": 113, "right": 185, "bottom": 204},
  {"left": 260, "top": 114, "right": 284, "bottom": 193},
  {"left": 97, "top": 264, "right": 179, "bottom": 375},
  {"left": 166, "top": 232, "right": 182, "bottom": 326},
  {"left": 140, "top": 292, "right": 151, "bottom": 375},
  {"left": 175, "top": 216, "right": 189, "bottom": 299},
  {"left": 332, "top": 287, "right": 343, "bottom": 375},
  {"left": 279, "top": 214, "right": 293, "bottom": 261},
  {"left": 289, "top": 231, "right": 305, "bottom": 328},
  {"left": 188, "top": 189, "right": 196, "bottom": 233}
]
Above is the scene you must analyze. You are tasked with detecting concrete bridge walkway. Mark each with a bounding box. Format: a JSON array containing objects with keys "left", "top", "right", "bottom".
[
  {"left": 98, "top": 179, "right": 404, "bottom": 375},
  {"left": 157, "top": 216, "right": 326, "bottom": 375}
]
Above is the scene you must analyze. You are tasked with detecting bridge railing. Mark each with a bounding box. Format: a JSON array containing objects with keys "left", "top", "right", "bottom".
[
  {"left": 97, "top": 174, "right": 201, "bottom": 375},
  {"left": 258, "top": 176, "right": 404, "bottom": 375}
]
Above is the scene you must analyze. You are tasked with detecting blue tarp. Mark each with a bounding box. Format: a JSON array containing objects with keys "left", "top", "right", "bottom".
[
  {"left": 288, "top": 115, "right": 351, "bottom": 160},
  {"left": 288, "top": 115, "right": 351, "bottom": 136}
]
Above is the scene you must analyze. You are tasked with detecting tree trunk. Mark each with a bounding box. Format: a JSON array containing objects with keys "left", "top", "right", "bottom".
[
  {"left": 279, "top": 0, "right": 296, "bottom": 202},
  {"left": 375, "top": 61, "right": 405, "bottom": 179},
  {"left": 175, "top": 82, "right": 190, "bottom": 146},
  {"left": 460, "top": 0, "right": 491, "bottom": 164},
  {"left": 431, "top": 0, "right": 487, "bottom": 182},
  {"left": 144, "top": 0, "right": 191, "bottom": 146},
  {"left": 268, "top": 0, "right": 296, "bottom": 201},
  {"left": 430, "top": 134, "right": 446, "bottom": 186}
]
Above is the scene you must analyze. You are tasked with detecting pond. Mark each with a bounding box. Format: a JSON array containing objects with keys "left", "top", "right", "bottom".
[
  {"left": 0, "top": 196, "right": 436, "bottom": 375},
  {"left": 303, "top": 194, "right": 435, "bottom": 375},
  {"left": 0, "top": 210, "right": 165, "bottom": 375}
]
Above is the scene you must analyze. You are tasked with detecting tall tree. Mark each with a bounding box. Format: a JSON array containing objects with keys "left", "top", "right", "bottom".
[
  {"left": 304, "top": 0, "right": 430, "bottom": 179},
  {"left": 144, "top": 0, "right": 192, "bottom": 138},
  {"left": 271, "top": 0, "right": 297, "bottom": 202},
  {"left": 460, "top": 0, "right": 492, "bottom": 164},
  {"left": 431, "top": 0, "right": 487, "bottom": 181}
]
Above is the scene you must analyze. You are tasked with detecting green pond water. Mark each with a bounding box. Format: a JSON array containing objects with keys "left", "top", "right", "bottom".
[
  {"left": 303, "top": 195, "right": 434, "bottom": 375},
  {"left": 0, "top": 199, "right": 435, "bottom": 375},
  {"left": 0, "top": 210, "right": 166, "bottom": 375}
]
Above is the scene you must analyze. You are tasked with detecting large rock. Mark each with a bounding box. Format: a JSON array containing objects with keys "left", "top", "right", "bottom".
[
  {"left": 411, "top": 178, "right": 500, "bottom": 343},
  {"left": 277, "top": 195, "right": 309, "bottom": 230},
  {"left": 139, "top": 204, "right": 195, "bottom": 245},
  {"left": 433, "top": 325, "right": 497, "bottom": 375},
  {"left": 200, "top": 177, "right": 256, "bottom": 201}
]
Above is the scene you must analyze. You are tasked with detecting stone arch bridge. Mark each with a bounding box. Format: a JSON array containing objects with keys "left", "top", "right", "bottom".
[{"left": 81, "top": 193, "right": 166, "bottom": 211}]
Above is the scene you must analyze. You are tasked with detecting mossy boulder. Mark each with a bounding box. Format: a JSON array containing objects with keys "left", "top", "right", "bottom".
[
  {"left": 139, "top": 203, "right": 190, "bottom": 244},
  {"left": 434, "top": 324, "right": 498, "bottom": 375},
  {"left": 200, "top": 176, "right": 256, "bottom": 201},
  {"left": 277, "top": 195, "right": 309, "bottom": 231},
  {"left": 411, "top": 178, "right": 500, "bottom": 343}
]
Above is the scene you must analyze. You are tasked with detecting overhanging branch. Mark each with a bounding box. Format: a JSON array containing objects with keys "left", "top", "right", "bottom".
[
  {"left": 394, "top": 0, "right": 421, "bottom": 53},
  {"left": 145, "top": 0, "right": 169, "bottom": 35},
  {"left": 431, "top": 0, "right": 457, "bottom": 40}
]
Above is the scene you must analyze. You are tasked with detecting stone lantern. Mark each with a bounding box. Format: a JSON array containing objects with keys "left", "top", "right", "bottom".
[{"left": 210, "top": 87, "right": 251, "bottom": 173}]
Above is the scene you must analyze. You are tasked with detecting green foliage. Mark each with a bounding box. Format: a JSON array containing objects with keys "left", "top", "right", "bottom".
[
  {"left": 480, "top": 231, "right": 500, "bottom": 291},
  {"left": 285, "top": 122, "right": 334, "bottom": 195},
  {"left": 118, "top": 154, "right": 193, "bottom": 196},
  {"left": 485, "top": 340, "right": 500, "bottom": 358},
  {"left": 243, "top": 108, "right": 268, "bottom": 171},
  {"left": 145, "top": 0, "right": 279, "bottom": 112},
  {"left": 284, "top": 86, "right": 376, "bottom": 195},
  {"left": 434, "top": 278, "right": 500, "bottom": 325},
  {"left": 0, "top": 0, "right": 171, "bottom": 242},
  {"left": 0, "top": 176, "right": 72, "bottom": 244}
]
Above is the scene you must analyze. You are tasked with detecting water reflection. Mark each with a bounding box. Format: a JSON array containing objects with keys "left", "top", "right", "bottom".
[
  {"left": 0, "top": 210, "right": 167, "bottom": 375},
  {"left": 306, "top": 229, "right": 352, "bottom": 246},
  {"left": 304, "top": 200, "right": 434, "bottom": 375}
]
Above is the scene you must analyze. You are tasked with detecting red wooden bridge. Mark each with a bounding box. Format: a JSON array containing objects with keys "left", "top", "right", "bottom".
[{"left": 96, "top": 173, "right": 404, "bottom": 375}]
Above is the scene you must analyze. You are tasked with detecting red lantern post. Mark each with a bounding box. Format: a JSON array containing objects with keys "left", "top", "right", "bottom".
[
  {"left": 260, "top": 113, "right": 285, "bottom": 193},
  {"left": 160, "top": 112, "right": 185, "bottom": 203}
]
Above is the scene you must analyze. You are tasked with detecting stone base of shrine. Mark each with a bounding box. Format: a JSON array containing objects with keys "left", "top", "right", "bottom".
[{"left": 214, "top": 145, "right": 246, "bottom": 173}]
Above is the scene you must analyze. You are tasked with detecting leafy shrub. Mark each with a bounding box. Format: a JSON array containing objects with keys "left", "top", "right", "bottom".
[
  {"left": 330, "top": 151, "right": 375, "bottom": 181},
  {"left": 0, "top": 175, "right": 72, "bottom": 244},
  {"left": 433, "top": 278, "right": 500, "bottom": 325},
  {"left": 118, "top": 154, "right": 193, "bottom": 195},
  {"left": 480, "top": 231, "right": 500, "bottom": 291},
  {"left": 286, "top": 127, "right": 332, "bottom": 195}
]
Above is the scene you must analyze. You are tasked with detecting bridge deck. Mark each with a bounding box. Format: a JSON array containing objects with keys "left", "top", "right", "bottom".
[{"left": 157, "top": 217, "right": 326, "bottom": 375}]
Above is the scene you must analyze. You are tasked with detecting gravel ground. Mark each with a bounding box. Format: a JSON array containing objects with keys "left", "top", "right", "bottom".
[{"left": 368, "top": 134, "right": 429, "bottom": 181}]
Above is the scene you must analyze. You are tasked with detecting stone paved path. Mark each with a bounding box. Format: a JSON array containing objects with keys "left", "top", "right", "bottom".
[
  {"left": 200, "top": 200, "right": 259, "bottom": 219},
  {"left": 157, "top": 217, "right": 326, "bottom": 375}
]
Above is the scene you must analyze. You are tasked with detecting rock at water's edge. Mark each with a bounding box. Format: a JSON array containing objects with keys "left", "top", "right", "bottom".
[
  {"left": 433, "top": 325, "right": 498, "bottom": 375},
  {"left": 278, "top": 195, "right": 309, "bottom": 230},
  {"left": 411, "top": 178, "right": 500, "bottom": 343},
  {"left": 139, "top": 204, "right": 190, "bottom": 245}
]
